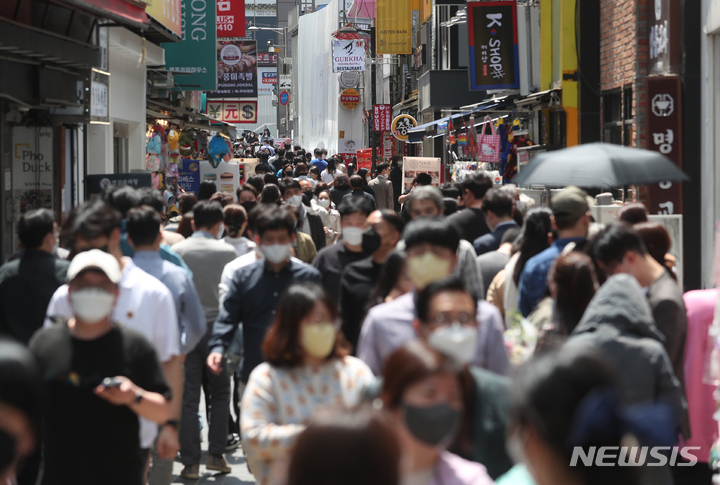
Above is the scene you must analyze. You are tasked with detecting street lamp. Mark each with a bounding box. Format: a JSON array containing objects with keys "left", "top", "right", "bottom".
[{"left": 248, "top": 26, "right": 287, "bottom": 50}]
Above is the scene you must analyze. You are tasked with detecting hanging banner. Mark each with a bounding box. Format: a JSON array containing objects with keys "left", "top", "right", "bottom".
[
  {"left": 391, "top": 114, "right": 418, "bottom": 142},
  {"left": 163, "top": 0, "right": 217, "bottom": 91},
  {"left": 217, "top": 0, "right": 245, "bottom": 38},
  {"left": 373, "top": 104, "right": 392, "bottom": 132},
  {"left": 177, "top": 159, "right": 202, "bottom": 196},
  {"left": 207, "top": 40, "right": 257, "bottom": 98},
  {"left": 646, "top": 75, "right": 683, "bottom": 215},
  {"left": 146, "top": 0, "right": 182, "bottom": 37},
  {"left": 12, "top": 127, "right": 54, "bottom": 215},
  {"left": 467, "top": 1, "right": 520, "bottom": 90},
  {"left": 207, "top": 100, "right": 258, "bottom": 123},
  {"left": 376, "top": 0, "right": 412, "bottom": 55},
  {"left": 402, "top": 157, "right": 441, "bottom": 191},
  {"left": 332, "top": 38, "right": 366, "bottom": 72}
]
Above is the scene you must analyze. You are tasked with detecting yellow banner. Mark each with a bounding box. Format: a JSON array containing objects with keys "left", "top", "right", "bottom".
[
  {"left": 376, "top": 0, "right": 412, "bottom": 55},
  {"left": 145, "top": 0, "right": 182, "bottom": 37},
  {"left": 420, "top": 0, "right": 432, "bottom": 24}
]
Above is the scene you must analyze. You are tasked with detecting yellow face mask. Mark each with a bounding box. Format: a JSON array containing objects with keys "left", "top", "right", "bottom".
[
  {"left": 300, "top": 323, "right": 337, "bottom": 359},
  {"left": 406, "top": 252, "right": 452, "bottom": 290}
]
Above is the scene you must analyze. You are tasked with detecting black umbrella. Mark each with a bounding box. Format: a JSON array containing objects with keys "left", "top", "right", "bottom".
[{"left": 512, "top": 143, "right": 691, "bottom": 188}]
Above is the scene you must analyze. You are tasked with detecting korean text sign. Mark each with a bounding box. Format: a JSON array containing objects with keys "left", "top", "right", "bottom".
[
  {"left": 217, "top": 0, "right": 245, "bottom": 38},
  {"left": 207, "top": 40, "right": 258, "bottom": 98},
  {"left": 162, "top": 0, "right": 217, "bottom": 91},
  {"left": 376, "top": 0, "right": 412, "bottom": 55},
  {"left": 374, "top": 104, "right": 391, "bottom": 132},
  {"left": 467, "top": 1, "right": 520, "bottom": 90}
]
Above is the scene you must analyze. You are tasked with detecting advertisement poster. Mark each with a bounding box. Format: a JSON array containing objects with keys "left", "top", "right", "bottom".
[
  {"left": 236, "top": 159, "right": 259, "bottom": 184},
  {"left": 146, "top": 0, "right": 182, "bottom": 37},
  {"left": 356, "top": 148, "right": 372, "bottom": 171},
  {"left": 217, "top": 0, "right": 245, "bottom": 38},
  {"left": 374, "top": 104, "right": 392, "bottom": 132},
  {"left": 199, "top": 160, "right": 240, "bottom": 201},
  {"left": 207, "top": 100, "right": 258, "bottom": 123},
  {"left": 207, "top": 40, "right": 258, "bottom": 98},
  {"left": 403, "top": 157, "right": 441, "bottom": 191},
  {"left": 177, "top": 159, "right": 202, "bottom": 195},
  {"left": 376, "top": 0, "right": 412, "bottom": 54},
  {"left": 163, "top": 0, "right": 217, "bottom": 91},
  {"left": 332, "top": 39, "right": 366, "bottom": 72},
  {"left": 258, "top": 68, "right": 277, "bottom": 96},
  {"left": 468, "top": 1, "right": 520, "bottom": 90},
  {"left": 12, "top": 127, "right": 53, "bottom": 215}
]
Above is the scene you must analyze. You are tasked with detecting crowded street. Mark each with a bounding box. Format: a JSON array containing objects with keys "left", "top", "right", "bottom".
[{"left": 0, "top": 1, "right": 719, "bottom": 485}]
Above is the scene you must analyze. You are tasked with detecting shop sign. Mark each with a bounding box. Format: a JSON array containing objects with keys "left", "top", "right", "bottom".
[
  {"left": 373, "top": 104, "right": 392, "bottom": 132},
  {"left": 467, "top": 1, "right": 520, "bottom": 91},
  {"left": 391, "top": 114, "right": 418, "bottom": 142},
  {"left": 402, "top": 157, "right": 441, "bottom": 191},
  {"left": 258, "top": 68, "right": 276, "bottom": 96},
  {"left": 382, "top": 132, "right": 393, "bottom": 160},
  {"left": 217, "top": 0, "right": 245, "bottom": 38},
  {"left": 332, "top": 39, "right": 366, "bottom": 72},
  {"left": 257, "top": 53, "right": 278, "bottom": 67},
  {"left": 376, "top": 0, "right": 412, "bottom": 55},
  {"left": 648, "top": 0, "right": 681, "bottom": 74},
  {"left": 207, "top": 100, "right": 258, "bottom": 123},
  {"left": 279, "top": 74, "right": 292, "bottom": 90},
  {"left": 340, "top": 89, "right": 360, "bottom": 109},
  {"left": 207, "top": 40, "right": 257, "bottom": 98},
  {"left": 90, "top": 69, "right": 110, "bottom": 124},
  {"left": 163, "top": 0, "right": 218, "bottom": 91},
  {"left": 339, "top": 71, "right": 361, "bottom": 89},
  {"left": 87, "top": 173, "right": 152, "bottom": 196},
  {"left": 12, "top": 127, "right": 54, "bottom": 215},
  {"left": 146, "top": 0, "right": 182, "bottom": 37},
  {"left": 646, "top": 75, "right": 683, "bottom": 215}
]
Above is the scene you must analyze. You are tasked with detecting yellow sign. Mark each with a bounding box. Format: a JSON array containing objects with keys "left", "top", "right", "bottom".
[
  {"left": 420, "top": 0, "right": 432, "bottom": 24},
  {"left": 145, "top": 0, "right": 182, "bottom": 37},
  {"left": 376, "top": 0, "right": 412, "bottom": 55},
  {"left": 340, "top": 89, "right": 360, "bottom": 110},
  {"left": 391, "top": 114, "right": 418, "bottom": 142},
  {"left": 339, "top": 131, "right": 345, "bottom": 139}
]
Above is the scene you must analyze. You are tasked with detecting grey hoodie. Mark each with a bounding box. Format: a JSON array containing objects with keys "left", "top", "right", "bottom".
[{"left": 567, "top": 274, "right": 688, "bottom": 438}]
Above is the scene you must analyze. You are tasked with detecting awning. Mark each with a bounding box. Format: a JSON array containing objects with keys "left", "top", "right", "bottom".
[
  {"left": 61, "top": 0, "right": 149, "bottom": 30},
  {"left": 147, "top": 99, "right": 237, "bottom": 138},
  {"left": 407, "top": 96, "right": 517, "bottom": 143},
  {"left": 514, "top": 88, "right": 562, "bottom": 109}
]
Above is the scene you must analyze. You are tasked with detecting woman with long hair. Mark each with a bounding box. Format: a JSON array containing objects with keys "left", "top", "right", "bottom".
[
  {"left": 321, "top": 158, "right": 338, "bottom": 186},
  {"left": 241, "top": 283, "right": 374, "bottom": 485},
  {"left": 220, "top": 204, "right": 256, "bottom": 256},
  {"left": 368, "top": 252, "right": 413, "bottom": 309}
]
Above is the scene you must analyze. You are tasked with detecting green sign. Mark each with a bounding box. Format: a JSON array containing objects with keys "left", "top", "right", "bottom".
[{"left": 163, "top": 0, "right": 217, "bottom": 91}]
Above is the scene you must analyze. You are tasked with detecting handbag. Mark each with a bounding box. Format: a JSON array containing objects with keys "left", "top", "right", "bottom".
[{"left": 477, "top": 116, "right": 501, "bottom": 163}]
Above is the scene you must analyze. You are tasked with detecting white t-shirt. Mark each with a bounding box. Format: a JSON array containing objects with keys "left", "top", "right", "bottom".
[
  {"left": 321, "top": 170, "right": 336, "bottom": 184},
  {"left": 221, "top": 236, "right": 256, "bottom": 257},
  {"left": 44, "top": 257, "right": 179, "bottom": 449}
]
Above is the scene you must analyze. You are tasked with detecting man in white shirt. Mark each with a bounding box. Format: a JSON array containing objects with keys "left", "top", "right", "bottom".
[{"left": 44, "top": 201, "right": 182, "bottom": 485}]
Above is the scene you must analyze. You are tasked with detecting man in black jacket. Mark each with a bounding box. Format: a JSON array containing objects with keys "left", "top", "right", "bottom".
[{"left": 279, "top": 178, "right": 326, "bottom": 252}]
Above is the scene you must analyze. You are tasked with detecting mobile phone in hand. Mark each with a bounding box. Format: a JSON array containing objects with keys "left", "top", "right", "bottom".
[{"left": 102, "top": 377, "right": 123, "bottom": 388}]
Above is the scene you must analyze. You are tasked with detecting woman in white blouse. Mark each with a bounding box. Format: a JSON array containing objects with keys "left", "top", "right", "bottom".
[
  {"left": 314, "top": 188, "right": 341, "bottom": 244},
  {"left": 320, "top": 158, "right": 339, "bottom": 186},
  {"left": 241, "top": 283, "right": 374, "bottom": 485}
]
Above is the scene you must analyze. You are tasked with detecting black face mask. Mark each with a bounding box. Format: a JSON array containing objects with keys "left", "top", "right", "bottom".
[
  {"left": 403, "top": 403, "right": 461, "bottom": 447},
  {"left": 0, "top": 427, "right": 17, "bottom": 474},
  {"left": 361, "top": 228, "right": 382, "bottom": 254},
  {"left": 241, "top": 201, "right": 257, "bottom": 214}
]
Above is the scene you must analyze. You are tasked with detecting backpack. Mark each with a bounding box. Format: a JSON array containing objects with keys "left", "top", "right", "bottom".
[
  {"left": 179, "top": 130, "right": 196, "bottom": 157},
  {"left": 146, "top": 134, "right": 161, "bottom": 154},
  {"left": 146, "top": 153, "right": 163, "bottom": 172},
  {"left": 208, "top": 134, "right": 230, "bottom": 168}
]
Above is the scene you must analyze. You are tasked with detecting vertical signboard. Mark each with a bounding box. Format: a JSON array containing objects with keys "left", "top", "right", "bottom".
[
  {"left": 217, "top": 0, "right": 245, "bottom": 38},
  {"left": 146, "top": 0, "right": 182, "bottom": 37},
  {"left": 467, "top": 1, "right": 520, "bottom": 90},
  {"left": 207, "top": 40, "right": 258, "bottom": 98},
  {"left": 646, "top": 75, "right": 683, "bottom": 215},
  {"left": 648, "top": 0, "right": 681, "bottom": 74},
  {"left": 163, "top": 0, "right": 217, "bottom": 91},
  {"left": 13, "top": 127, "right": 54, "bottom": 215},
  {"left": 177, "top": 159, "right": 202, "bottom": 195},
  {"left": 376, "top": 0, "right": 412, "bottom": 55},
  {"left": 373, "top": 104, "right": 392, "bottom": 132}
]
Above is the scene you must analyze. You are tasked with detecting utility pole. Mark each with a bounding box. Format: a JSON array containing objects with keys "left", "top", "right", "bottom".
[{"left": 370, "top": 24, "right": 377, "bottom": 173}]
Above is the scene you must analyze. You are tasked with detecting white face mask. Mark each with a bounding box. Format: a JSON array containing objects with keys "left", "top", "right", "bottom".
[
  {"left": 287, "top": 194, "right": 303, "bottom": 208},
  {"left": 428, "top": 323, "right": 478, "bottom": 365},
  {"left": 318, "top": 199, "right": 331, "bottom": 209},
  {"left": 342, "top": 227, "right": 364, "bottom": 246},
  {"left": 262, "top": 243, "right": 291, "bottom": 264},
  {"left": 70, "top": 288, "right": 116, "bottom": 324}
]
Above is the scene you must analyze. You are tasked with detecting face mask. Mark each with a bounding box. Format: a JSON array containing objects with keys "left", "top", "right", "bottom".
[
  {"left": 241, "top": 201, "right": 257, "bottom": 214},
  {"left": 70, "top": 288, "right": 115, "bottom": 324},
  {"left": 300, "top": 322, "right": 337, "bottom": 358},
  {"left": 428, "top": 323, "right": 478, "bottom": 365},
  {"left": 284, "top": 171, "right": 293, "bottom": 177},
  {"left": 342, "top": 227, "right": 364, "bottom": 246},
  {"left": 362, "top": 228, "right": 382, "bottom": 254},
  {"left": 403, "top": 403, "right": 461, "bottom": 447},
  {"left": 318, "top": 199, "right": 331, "bottom": 209},
  {"left": 287, "top": 194, "right": 303, "bottom": 208},
  {"left": 262, "top": 243, "right": 291, "bottom": 264},
  {"left": 407, "top": 252, "right": 452, "bottom": 289}
]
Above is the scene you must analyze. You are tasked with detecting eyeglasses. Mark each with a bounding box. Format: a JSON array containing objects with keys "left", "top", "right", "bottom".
[{"left": 430, "top": 312, "right": 475, "bottom": 327}]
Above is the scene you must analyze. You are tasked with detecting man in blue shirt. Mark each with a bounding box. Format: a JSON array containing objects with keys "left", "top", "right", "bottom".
[
  {"left": 517, "top": 186, "right": 590, "bottom": 316},
  {"left": 310, "top": 148, "right": 328, "bottom": 171},
  {"left": 207, "top": 205, "right": 322, "bottom": 382}
]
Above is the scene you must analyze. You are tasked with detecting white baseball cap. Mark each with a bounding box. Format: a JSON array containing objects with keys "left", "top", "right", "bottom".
[{"left": 67, "top": 249, "right": 122, "bottom": 284}]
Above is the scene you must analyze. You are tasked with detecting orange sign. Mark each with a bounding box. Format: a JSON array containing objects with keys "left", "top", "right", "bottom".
[
  {"left": 145, "top": 0, "right": 182, "bottom": 37},
  {"left": 340, "top": 89, "right": 360, "bottom": 109}
]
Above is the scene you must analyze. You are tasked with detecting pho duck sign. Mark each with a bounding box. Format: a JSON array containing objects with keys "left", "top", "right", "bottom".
[{"left": 467, "top": 1, "right": 520, "bottom": 91}]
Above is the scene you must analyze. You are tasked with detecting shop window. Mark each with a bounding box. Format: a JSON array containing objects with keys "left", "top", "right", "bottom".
[{"left": 603, "top": 88, "right": 633, "bottom": 145}]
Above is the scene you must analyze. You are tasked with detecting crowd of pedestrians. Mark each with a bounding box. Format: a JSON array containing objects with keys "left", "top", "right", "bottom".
[{"left": 0, "top": 141, "right": 714, "bottom": 485}]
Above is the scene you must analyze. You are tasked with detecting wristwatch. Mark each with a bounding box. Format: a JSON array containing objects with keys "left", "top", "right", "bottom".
[
  {"left": 132, "top": 390, "right": 144, "bottom": 406},
  {"left": 164, "top": 420, "right": 179, "bottom": 430}
]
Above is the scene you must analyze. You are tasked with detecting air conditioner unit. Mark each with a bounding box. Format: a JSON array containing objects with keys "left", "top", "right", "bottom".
[{"left": 148, "top": 71, "right": 174, "bottom": 89}]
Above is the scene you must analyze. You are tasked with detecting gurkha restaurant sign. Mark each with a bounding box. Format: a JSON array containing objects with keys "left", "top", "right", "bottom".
[{"left": 467, "top": 1, "right": 519, "bottom": 91}]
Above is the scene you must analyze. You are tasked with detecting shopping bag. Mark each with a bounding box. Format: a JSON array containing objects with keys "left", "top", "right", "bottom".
[{"left": 477, "top": 116, "right": 501, "bottom": 163}]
